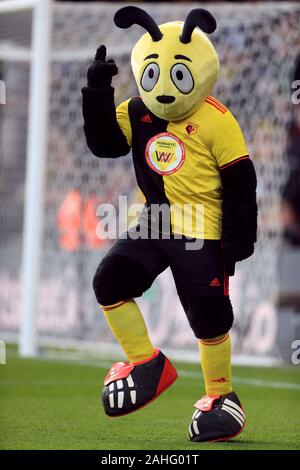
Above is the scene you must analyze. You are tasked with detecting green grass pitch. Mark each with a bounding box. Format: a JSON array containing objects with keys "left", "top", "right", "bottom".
[{"left": 1, "top": 345, "right": 300, "bottom": 450}]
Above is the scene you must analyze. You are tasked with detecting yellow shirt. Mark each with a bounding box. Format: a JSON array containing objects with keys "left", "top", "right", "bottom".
[{"left": 116, "top": 96, "right": 249, "bottom": 239}]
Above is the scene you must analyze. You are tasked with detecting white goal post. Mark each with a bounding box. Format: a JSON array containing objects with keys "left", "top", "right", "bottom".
[
  {"left": 0, "top": 2, "right": 300, "bottom": 363},
  {"left": 0, "top": 0, "right": 51, "bottom": 356}
]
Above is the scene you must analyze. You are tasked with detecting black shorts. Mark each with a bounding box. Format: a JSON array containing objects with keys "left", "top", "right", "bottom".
[{"left": 107, "top": 231, "right": 228, "bottom": 296}]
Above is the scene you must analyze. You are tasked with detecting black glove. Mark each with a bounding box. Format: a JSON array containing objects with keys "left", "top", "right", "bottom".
[
  {"left": 222, "top": 241, "right": 254, "bottom": 276},
  {"left": 87, "top": 45, "right": 118, "bottom": 88}
]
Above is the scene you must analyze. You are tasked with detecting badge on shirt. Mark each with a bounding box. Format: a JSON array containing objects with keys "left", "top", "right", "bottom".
[
  {"left": 186, "top": 122, "right": 199, "bottom": 135},
  {"left": 145, "top": 132, "right": 186, "bottom": 175}
]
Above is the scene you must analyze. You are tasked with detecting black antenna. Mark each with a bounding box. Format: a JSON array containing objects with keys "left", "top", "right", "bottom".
[
  {"left": 180, "top": 9, "right": 217, "bottom": 44},
  {"left": 114, "top": 6, "right": 163, "bottom": 42}
]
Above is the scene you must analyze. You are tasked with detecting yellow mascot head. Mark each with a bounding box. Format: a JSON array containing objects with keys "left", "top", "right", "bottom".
[{"left": 114, "top": 6, "right": 220, "bottom": 121}]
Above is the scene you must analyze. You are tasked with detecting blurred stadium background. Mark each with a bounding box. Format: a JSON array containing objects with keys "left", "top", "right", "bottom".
[{"left": 0, "top": 0, "right": 300, "bottom": 365}]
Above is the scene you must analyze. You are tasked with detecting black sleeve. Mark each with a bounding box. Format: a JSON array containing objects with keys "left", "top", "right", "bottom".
[
  {"left": 81, "top": 86, "right": 131, "bottom": 158},
  {"left": 220, "top": 157, "right": 257, "bottom": 243}
]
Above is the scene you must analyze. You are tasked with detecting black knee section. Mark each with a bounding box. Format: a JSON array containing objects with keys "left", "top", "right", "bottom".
[
  {"left": 93, "top": 254, "right": 155, "bottom": 305},
  {"left": 179, "top": 295, "right": 234, "bottom": 339}
]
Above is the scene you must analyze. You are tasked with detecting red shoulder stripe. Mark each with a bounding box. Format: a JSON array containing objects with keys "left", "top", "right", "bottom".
[
  {"left": 206, "top": 95, "right": 228, "bottom": 112},
  {"left": 205, "top": 96, "right": 228, "bottom": 113},
  {"left": 205, "top": 98, "right": 227, "bottom": 114},
  {"left": 210, "top": 96, "right": 228, "bottom": 109}
]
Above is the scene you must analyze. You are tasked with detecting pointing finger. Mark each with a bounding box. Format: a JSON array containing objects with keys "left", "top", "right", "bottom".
[{"left": 95, "top": 44, "right": 106, "bottom": 61}]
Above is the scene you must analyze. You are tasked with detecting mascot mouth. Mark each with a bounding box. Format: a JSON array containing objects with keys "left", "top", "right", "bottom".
[{"left": 156, "top": 95, "right": 176, "bottom": 104}]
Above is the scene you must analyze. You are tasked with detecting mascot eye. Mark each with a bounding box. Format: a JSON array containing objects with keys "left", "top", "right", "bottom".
[
  {"left": 170, "top": 63, "right": 194, "bottom": 94},
  {"left": 141, "top": 62, "right": 160, "bottom": 92}
]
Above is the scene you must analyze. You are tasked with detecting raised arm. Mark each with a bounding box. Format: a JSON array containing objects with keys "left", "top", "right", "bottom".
[{"left": 82, "top": 45, "right": 131, "bottom": 158}]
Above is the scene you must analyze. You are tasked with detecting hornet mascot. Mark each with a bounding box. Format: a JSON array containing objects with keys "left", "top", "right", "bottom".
[{"left": 82, "top": 6, "right": 257, "bottom": 442}]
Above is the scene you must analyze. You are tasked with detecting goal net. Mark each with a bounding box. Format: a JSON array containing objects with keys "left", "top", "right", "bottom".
[{"left": 0, "top": 1, "right": 299, "bottom": 362}]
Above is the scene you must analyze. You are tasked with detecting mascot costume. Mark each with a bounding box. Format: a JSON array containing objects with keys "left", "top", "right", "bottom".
[{"left": 82, "top": 6, "right": 257, "bottom": 442}]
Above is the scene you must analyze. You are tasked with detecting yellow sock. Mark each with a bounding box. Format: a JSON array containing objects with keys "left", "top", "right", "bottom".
[
  {"left": 199, "top": 333, "right": 233, "bottom": 396},
  {"left": 101, "top": 299, "right": 154, "bottom": 363}
]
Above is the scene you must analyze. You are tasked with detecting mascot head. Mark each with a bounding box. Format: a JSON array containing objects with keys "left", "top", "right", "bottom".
[{"left": 114, "top": 6, "right": 220, "bottom": 121}]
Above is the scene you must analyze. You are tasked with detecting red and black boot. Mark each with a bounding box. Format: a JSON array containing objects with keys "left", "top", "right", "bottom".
[
  {"left": 189, "top": 392, "right": 246, "bottom": 442},
  {"left": 102, "top": 349, "right": 177, "bottom": 417}
]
